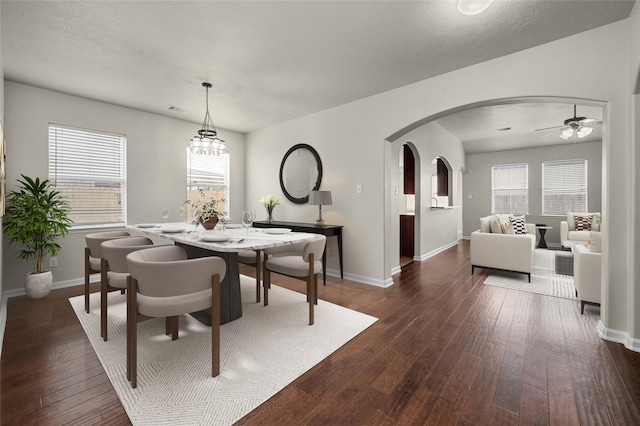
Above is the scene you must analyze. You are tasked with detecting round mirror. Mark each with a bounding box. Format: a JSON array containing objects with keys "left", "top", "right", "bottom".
[{"left": 279, "top": 144, "right": 323, "bottom": 204}]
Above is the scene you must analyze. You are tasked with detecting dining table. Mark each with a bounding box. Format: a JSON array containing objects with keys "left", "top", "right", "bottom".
[{"left": 127, "top": 222, "right": 317, "bottom": 325}]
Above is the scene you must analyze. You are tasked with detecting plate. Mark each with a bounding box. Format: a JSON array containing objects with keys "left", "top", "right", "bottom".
[
  {"left": 136, "top": 223, "right": 158, "bottom": 228},
  {"left": 225, "top": 224, "right": 243, "bottom": 229},
  {"left": 160, "top": 226, "right": 184, "bottom": 233},
  {"left": 263, "top": 228, "right": 292, "bottom": 234},
  {"left": 199, "top": 234, "right": 231, "bottom": 242}
]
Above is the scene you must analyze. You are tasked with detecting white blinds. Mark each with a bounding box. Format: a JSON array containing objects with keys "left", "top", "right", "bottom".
[
  {"left": 187, "top": 151, "right": 228, "bottom": 188},
  {"left": 48, "top": 124, "right": 126, "bottom": 227},
  {"left": 491, "top": 163, "right": 528, "bottom": 214},
  {"left": 542, "top": 159, "right": 588, "bottom": 215}
]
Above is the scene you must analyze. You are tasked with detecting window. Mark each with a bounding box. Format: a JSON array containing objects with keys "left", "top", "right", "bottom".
[
  {"left": 186, "top": 151, "right": 229, "bottom": 220},
  {"left": 542, "top": 159, "right": 588, "bottom": 215},
  {"left": 48, "top": 124, "right": 126, "bottom": 228},
  {"left": 491, "top": 163, "right": 528, "bottom": 214}
]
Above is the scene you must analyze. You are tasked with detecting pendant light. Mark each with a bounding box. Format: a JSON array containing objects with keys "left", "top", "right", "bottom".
[{"left": 189, "top": 82, "right": 227, "bottom": 156}]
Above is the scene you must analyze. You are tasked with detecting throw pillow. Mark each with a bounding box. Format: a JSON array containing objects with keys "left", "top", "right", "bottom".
[
  {"left": 479, "top": 216, "right": 491, "bottom": 233},
  {"left": 489, "top": 215, "right": 502, "bottom": 234},
  {"left": 509, "top": 215, "right": 527, "bottom": 234},
  {"left": 499, "top": 218, "right": 515, "bottom": 234},
  {"left": 574, "top": 214, "right": 592, "bottom": 231}
]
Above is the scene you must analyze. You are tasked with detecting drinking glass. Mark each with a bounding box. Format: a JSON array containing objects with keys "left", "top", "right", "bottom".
[
  {"left": 241, "top": 210, "right": 254, "bottom": 235},
  {"left": 178, "top": 206, "right": 185, "bottom": 222},
  {"left": 161, "top": 207, "right": 169, "bottom": 223}
]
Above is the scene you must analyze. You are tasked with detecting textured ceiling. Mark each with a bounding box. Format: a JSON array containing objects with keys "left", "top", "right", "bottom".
[{"left": 1, "top": 0, "right": 635, "bottom": 144}]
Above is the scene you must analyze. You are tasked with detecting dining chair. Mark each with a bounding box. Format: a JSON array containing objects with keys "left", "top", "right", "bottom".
[
  {"left": 238, "top": 250, "right": 264, "bottom": 302},
  {"left": 100, "top": 236, "right": 154, "bottom": 341},
  {"left": 84, "top": 231, "right": 131, "bottom": 313},
  {"left": 262, "top": 235, "right": 326, "bottom": 325},
  {"left": 125, "top": 245, "right": 226, "bottom": 389}
]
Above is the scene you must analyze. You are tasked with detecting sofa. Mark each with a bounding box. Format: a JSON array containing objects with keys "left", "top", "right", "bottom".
[
  {"left": 560, "top": 212, "right": 600, "bottom": 248},
  {"left": 471, "top": 215, "right": 537, "bottom": 282},
  {"left": 573, "top": 236, "right": 601, "bottom": 314}
]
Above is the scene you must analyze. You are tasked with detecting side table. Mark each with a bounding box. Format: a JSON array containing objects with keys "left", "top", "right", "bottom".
[{"left": 536, "top": 226, "right": 552, "bottom": 249}]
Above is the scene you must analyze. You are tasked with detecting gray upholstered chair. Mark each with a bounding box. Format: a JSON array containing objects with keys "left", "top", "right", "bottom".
[
  {"left": 126, "top": 245, "right": 226, "bottom": 389},
  {"left": 100, "top": 236, "right": 155, "bottom": 341},
  {"left": 262, "top": 235, "right": 326, "bottom": 325},
  {"left": 84, "top": 231, "right": 131, "bottom": 313},
  {"left": 238, "top": 250, "right": 264, "bottom": 302}
]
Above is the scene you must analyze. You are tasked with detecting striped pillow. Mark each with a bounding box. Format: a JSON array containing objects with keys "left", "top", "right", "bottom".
[
  {"left": 509, "top": 215, "right": 527, "bottom": 234},
  {"left": 574, "top": 215, "right": 592, "bottom": 231}
]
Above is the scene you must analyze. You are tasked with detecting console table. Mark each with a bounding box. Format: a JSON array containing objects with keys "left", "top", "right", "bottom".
[{"left": 253, "top": 220, "right": 344, "bottom": 285}]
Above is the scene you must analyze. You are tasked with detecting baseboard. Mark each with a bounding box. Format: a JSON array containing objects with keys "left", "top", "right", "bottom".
[
  {"left": 415, "top": 240, "right": 459, "bottom": 261},
  {"left": 0, "top": 293, "right": 7, "bottom": 358},
  {"left": 326, "top": 268, "right": 393, "bottom": 288},
  {"left": 597, "top": 320, "right": 640, "bottom": 352}
]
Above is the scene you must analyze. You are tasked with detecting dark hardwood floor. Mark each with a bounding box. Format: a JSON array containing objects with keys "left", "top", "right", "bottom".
[{"left": 2, "top": 240, "right": 640, "bottom": 425}]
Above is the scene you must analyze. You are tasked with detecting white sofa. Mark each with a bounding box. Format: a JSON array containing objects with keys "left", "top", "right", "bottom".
[
  {"left": 560, "top": 212, "right": 600, "bottom": 248},
  {"left": 471, "top": 221, "right": 536, "bottom": 282},
  {"left": 573, "top": 243, "right": 601, "bottom": 314}
]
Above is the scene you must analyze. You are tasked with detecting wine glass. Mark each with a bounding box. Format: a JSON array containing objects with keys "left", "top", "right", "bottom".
[
  {"left": 178, "top": 205, "right": 185, "bottom": 223},
  {"left": 161, "top": 207, "right": 169, "bottom": 223},
  {"left": 241, "top": 210, "right": 254, "bottom": 235}
]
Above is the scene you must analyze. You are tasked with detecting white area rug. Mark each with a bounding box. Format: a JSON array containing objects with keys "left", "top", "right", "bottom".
[
  {"left": 69, "top": 276, "right": 377, "bottom": 425},
  {"left": 483, "top": 249, "right": 577, "bottom": 300}
]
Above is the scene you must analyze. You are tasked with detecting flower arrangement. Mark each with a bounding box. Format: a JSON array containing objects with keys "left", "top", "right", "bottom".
[
  {"left": 259, "top": 194, "right": 280, "bottom": 223},
  {"left": 184, "top": 188, "right": 225, "bottom": 222}
]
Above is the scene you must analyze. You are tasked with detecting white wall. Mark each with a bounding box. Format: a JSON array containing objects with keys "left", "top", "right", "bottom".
[
  {"left": 2, "top": 82, "right": 246, "bottom": 292},
  {"left": 245, "top": 20, "right": 639, "bottom": 346},
  {"left": 463, "top": 140, "right": 603, "bottom": 245},
  {"left": 389, "top": 121, "right": 464, "bottom": 269},
  {"left": 629, "top": 2, "right": 640, "bottom": 342}
]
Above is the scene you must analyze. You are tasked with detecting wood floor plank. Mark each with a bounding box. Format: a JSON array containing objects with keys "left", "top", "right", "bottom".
[{"left": 2, "top": 241, "right": 640, "bottom": 425}]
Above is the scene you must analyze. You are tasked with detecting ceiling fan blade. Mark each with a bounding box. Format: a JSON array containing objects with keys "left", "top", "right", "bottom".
[
  {"left": 534, "top": 125, "right": 565, "bottom": 132},
  {"left": 580, "top": 119, "right": 602, "bottom": 126},
  {"left": 539, "top": 130, "right": 560, "bottom": 138}
]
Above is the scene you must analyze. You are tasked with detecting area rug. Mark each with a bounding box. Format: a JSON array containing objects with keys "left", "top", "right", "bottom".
[
  {"left": 69, "top": 276, "right": 377, "bottom": 425},
  {"left": 483, "top": 249, "right": 577, "bottom": 300}
]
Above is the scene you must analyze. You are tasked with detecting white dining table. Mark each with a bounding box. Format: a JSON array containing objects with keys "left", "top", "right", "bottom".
[{"left": 127, "top": 223, "right": 316, "bottom": 325}]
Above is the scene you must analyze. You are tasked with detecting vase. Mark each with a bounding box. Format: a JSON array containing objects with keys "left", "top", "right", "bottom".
[
  {"left": 267, "top": 209, "right": 273, "bottom": 224},
  {"left": 25, "top": 271, "right": 53, "bottom": 300},
  {"left": 199, "top": 216, "right": 219, "bottom": 230}
]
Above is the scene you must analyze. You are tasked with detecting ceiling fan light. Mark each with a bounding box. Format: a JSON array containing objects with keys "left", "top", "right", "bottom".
[
  {"left": 560, "top": 128, "right": 573, "bottom": 140},
  {"left": 577, "top": 126, "right": 593, "bottom": 138}
]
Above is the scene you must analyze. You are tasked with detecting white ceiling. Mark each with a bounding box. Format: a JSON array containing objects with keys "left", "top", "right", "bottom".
[{"left": 1, "top": 1, "right": 634, "bottom": 151}]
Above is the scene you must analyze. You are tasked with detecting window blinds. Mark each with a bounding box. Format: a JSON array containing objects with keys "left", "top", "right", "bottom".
[
  {"left": 48, "top": 124, "right": 126, "bottom": 227},
  {"left": 491, "top": 163, "right": 528, "bottom": 214},
  {"left": 542, "top": 159, "right": 588, "bottom": 215}
]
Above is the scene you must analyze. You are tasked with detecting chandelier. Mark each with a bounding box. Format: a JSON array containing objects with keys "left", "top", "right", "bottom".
[{"left": 189, "top": 82, "right": 227, "bottom": 156}]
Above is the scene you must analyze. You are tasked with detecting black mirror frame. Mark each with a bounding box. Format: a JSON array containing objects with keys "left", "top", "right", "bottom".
[{"left": 279, "top": 143, "right": 323, "bottom": 204}]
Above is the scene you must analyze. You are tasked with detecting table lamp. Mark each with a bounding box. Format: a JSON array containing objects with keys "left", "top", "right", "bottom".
[{"left": 309, "top": 190, "right": 332, "bottom": 225}]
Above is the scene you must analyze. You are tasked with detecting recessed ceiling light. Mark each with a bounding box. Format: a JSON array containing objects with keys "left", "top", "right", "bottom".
[
  {"left": 167, "top": 105, "right": 185, "bottom": 113},
  {"left": 457, "top": 0, "right": 494, "bottom": 16}
]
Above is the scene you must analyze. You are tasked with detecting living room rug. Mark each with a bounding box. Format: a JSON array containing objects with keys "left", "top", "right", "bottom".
[
  {"left": 483, "top": 249, "right": 577, "bottom": 300},
  {"left": 69, "top": 276, "right": 377, "bottom": 425}
]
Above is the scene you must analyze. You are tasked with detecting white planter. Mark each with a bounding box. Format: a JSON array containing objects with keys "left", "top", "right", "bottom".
[{"left": 25, "top": 271, "right": 53, "bottom": 300}]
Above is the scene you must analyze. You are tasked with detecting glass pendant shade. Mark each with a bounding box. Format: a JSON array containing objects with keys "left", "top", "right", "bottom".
[{"left": 188, "top": 82, "right": 227, "bottom": 156}]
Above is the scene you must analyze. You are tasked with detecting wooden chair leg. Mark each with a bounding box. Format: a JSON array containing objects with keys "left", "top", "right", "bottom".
[
  {"left": 130, "top": 279, "right": 138, "bottom": 389},
  {"left": 308, "top": 253, "right": 315, "bottom": 325},
  {"left": 101, "top": 259, "right": 108, "bottom": 341},
  {"left": 166, "top": 316, "right": 179, "bottom": 341},
  {"left": 212, "top": 274, "right": 221, "bottom": 377}
]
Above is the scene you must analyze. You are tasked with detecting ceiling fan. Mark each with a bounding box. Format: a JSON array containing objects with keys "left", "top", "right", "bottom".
[{"left": 534, "top": 105, "right": 602, "bottom": 140}]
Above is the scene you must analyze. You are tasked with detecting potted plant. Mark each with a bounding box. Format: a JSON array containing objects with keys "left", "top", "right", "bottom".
[
  {"left": 3, "top": 175, "right": 72, "bottom": 299},
  {"left": 184, "top": 188, "right": 225, "bottom": 230}
]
